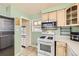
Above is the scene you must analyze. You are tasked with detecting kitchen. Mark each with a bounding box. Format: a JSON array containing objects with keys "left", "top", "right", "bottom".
[
  {"left": 15, "top": 3, "right": 79, "bottom": 56},
  {"left": 0, "top": 3, "right": 79, "bottom": 56}
]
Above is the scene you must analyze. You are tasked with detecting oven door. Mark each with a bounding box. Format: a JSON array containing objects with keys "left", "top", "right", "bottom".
[{"left": 38, "top": 41, "right": 54, "bottom": 56}]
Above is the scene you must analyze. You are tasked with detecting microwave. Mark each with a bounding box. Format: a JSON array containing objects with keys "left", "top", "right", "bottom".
[{"left": 41, "top": 22, "right": 57, "bottom": 29}]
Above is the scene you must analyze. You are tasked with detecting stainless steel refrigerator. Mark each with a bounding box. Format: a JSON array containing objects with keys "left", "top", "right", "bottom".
[{"left": 0, "top": 15, "right": 14, "bottom": 49}]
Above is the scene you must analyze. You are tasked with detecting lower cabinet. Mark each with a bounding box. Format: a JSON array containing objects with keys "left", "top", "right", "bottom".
[
  {"left": 57, "top": 9, "right": 66, "bottom": 26},
  {"left": 56, "top": 41, "right": 67, "bottom": 56},
  {"left": 56, "top": 41, "right": 77, "bottom": 56}
]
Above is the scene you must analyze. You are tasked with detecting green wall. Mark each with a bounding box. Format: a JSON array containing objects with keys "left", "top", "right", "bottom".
[
  {"left": 72, "top": 26, "right": 79, "bottom": 32},
  {"left": 28, "top": 13, "right": 40, "bottom": 20},
  {"left": 31, "top": 32, "right": 42, "bottom": 46},
  {"left": 10, "top": 5, "right": 29, "bottom": 18}
]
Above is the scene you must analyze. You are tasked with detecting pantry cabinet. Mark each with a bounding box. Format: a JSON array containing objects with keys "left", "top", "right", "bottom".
[
  {"left": 15, "top": 17, "right": 31, "bottom": 48},
  {"left": 21, "top": 18, "right": 31, "bottom": 47},
  {"left": 56, "top": 41, "right": 67, "bottom": 56},
  {"left": 57, "top": 9, "right": 66, "bottom": 26}
]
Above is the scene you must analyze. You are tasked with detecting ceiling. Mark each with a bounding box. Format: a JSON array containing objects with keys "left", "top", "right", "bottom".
[
  {"left": 0, "top": 3, "right": 72, "bottom": 17},
  {"left": 11, "top": 3, "right": 59, "bottom": 15}
]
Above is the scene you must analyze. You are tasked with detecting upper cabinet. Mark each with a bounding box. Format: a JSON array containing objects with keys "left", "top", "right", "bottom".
[
  {"left": 49, "top": 12, "right": 57, "bottom": 21},
  {"left": 41, "top": 13, "right": 48, "bottom": 21},
  {"left": 41, "top": 12, "right": 57, "bottom": 22},
  {"left": 41, "top": 4, "right": 79, "bottom": 27},
  {"left": 66, "top": 4, "right": 79, "bottom": 26},
  {"left": 57, "top": 4, "right": 79, "bottom": 26},
  {"left": 57, "top": 9, "right": 66, "bottom": 26}
]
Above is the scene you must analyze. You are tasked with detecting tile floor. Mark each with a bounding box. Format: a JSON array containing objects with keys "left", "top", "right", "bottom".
[{"left": 20, "top": 46, "right": 37, "bottom": 56}]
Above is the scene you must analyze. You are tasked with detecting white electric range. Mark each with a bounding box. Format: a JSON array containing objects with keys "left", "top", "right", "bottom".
[{"left": 37, "top": 32, "right": 56, "bottom": 56}]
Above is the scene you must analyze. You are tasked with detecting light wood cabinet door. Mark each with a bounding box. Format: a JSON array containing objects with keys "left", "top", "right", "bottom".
[
  {"left": 41, "top": 13, "right": 48, "bottom": 21},
  {"left": 56, "top": 41, "right": 67, "bottom": 56},
  {"left": 49, "top": 12, "right": 57, "bottom": 21},
  {"left": 57, "top": 9, "right": 66, "bottom": 26},
  {"left": 77, "top": 4, "right": 79, "bottom": 24},
  {"left": 56, "top": 46, "right": 66, "bottom": 56}
]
